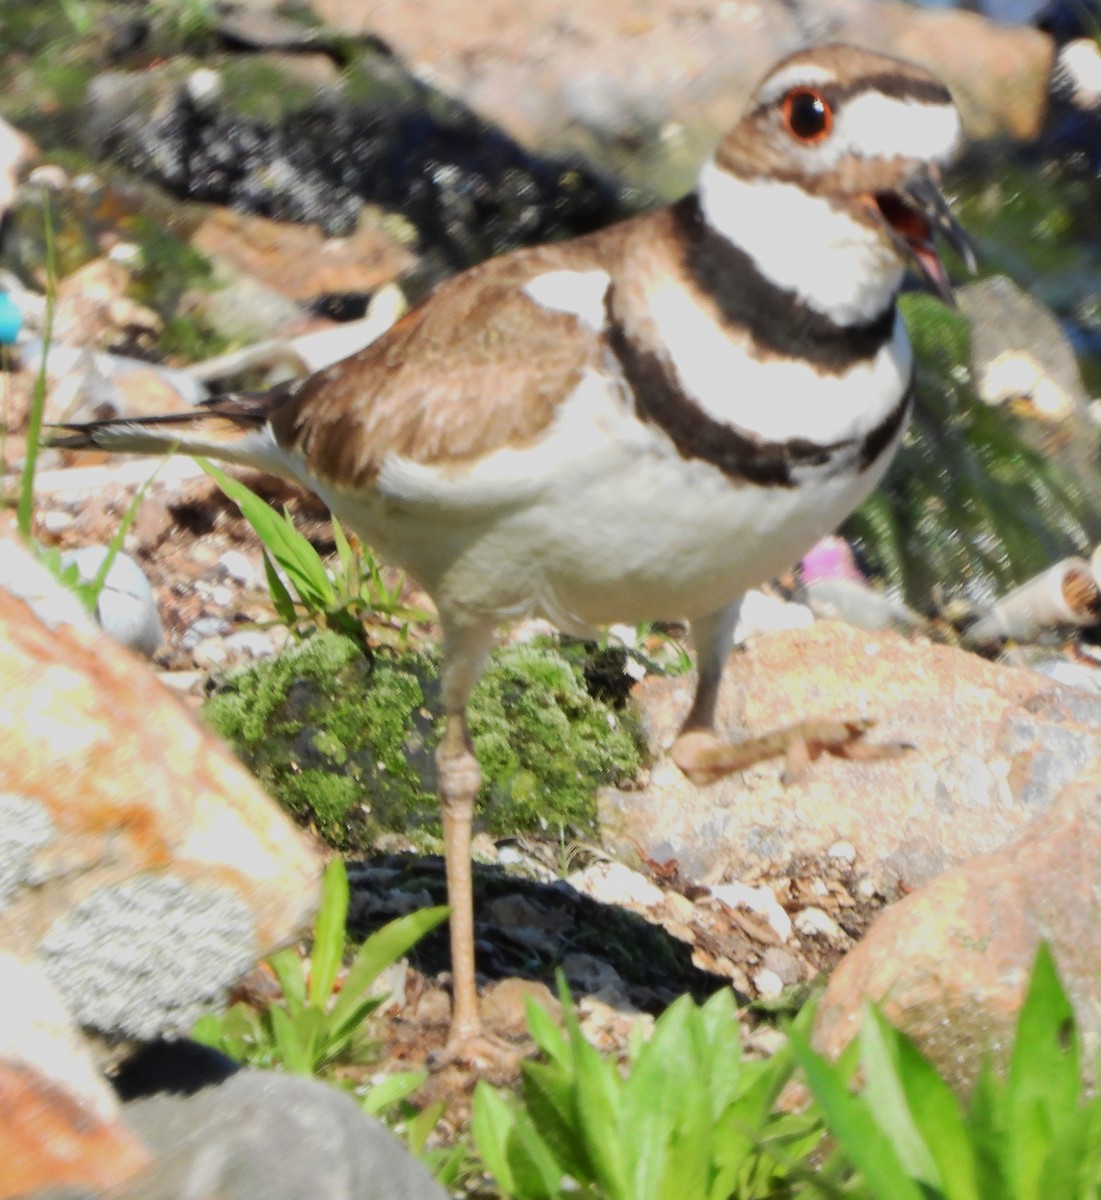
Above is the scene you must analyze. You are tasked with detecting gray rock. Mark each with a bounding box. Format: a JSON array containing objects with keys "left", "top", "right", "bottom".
[
  {"left": 0, "top": 537, "right": 95, "bottom": 634},
  {"left": 804, "top": 577, "right": 922, "bottom": 633},
  {"left": 118, "top": 1069, "right": 448, "bottom": 1200},
  {"left": 62, "top": 546, "right": 163, "bottom": 657},
  {"left": 958, "top": 275, "right": 1090, "bottom": 418}
]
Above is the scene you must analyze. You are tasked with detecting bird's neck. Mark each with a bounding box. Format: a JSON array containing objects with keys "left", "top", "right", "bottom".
[{"left": 695, "top": 158, "right": 905, "bottom": 328}]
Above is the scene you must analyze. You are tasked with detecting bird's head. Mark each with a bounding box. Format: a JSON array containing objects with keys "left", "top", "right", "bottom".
[{"left": 700, "top": 44, "right": 975, "bottom": 321}]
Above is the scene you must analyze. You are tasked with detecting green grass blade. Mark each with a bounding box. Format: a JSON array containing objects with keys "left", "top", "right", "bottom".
[
  {"left": 267, "top": 946, "right": 307, "bottom": 1016},
  {"left": 18, "top": 196, "right": 56, "bottom": 541},
  {"left": 890, "top": 1022, "right": 980, "bottom": 1200},
  {"left": 858, "top": 1009, "right": 941, "bottom": 1189},
  {"left": 1006, "top": 944, "right": 1081, "bottom": 1200},
  {"left": 197, "top": 459, "right": 335, "bottom": 610},
  {"left": 330, "top": 906, "right": 450, "bottom": 1028},
  {"left": 790, "top": 1025, "right": 927, "bottom": 1200},
  {"left": 308, "top": 859, "right": 349, "bottom": 1009},
  {"left": 268, "top": 1002, "right": 315, "bottom": 1075},
  {"left": 262, "top": 548, "right": 299, "bottom": 627},
  {"left": 360, "top": 1068, "right": 428, "bottom": 1116}
]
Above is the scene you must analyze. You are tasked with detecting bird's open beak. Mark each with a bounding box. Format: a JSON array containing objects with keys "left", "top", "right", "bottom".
[{"left": 870, "top": 167, "right": 976, "bottom": 306}]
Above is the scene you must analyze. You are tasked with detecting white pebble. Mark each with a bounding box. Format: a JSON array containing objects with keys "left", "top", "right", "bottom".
[
  {"left": 733, "top": 589, "right": 814, "bottom": 645},
  {"left": 567, "top": 861, "right": 664, "bottom": 909},
  {"left": 752, "top": 968, "right": 784, "bottom": 998},
  {"left": 793, "top": 906, "right": 844, "bottom": 941},
  {"left": 219, "top": 549, "right": 261, "bottom": 587},
  {"left": 710, "top": 880, "right": 792, "bottom": 941}
]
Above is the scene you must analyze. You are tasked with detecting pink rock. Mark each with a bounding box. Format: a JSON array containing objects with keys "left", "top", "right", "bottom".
[{"left": 813, "top": 760, "right": 1101, "bottom": 1091}]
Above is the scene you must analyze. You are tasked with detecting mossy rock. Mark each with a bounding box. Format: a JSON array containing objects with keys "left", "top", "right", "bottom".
[
  {"left": 202, "top": 632, "right": 644, "bottom": 852},
  {"left": 845, "top": 291, "right": 1100, "bottom": 606}
]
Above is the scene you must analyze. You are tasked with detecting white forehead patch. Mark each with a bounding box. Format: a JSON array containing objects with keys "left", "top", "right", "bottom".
[
  {"left": 522, "top": 269, "right": 611, "bottom": 331},
  {"left": 837, "top": 93, "right": 962, "bottom": 165}
]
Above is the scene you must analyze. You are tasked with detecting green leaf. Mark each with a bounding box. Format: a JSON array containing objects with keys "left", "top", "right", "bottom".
[
  {"left": 263, "top": 548, "right": 299, "bottom": 627},
  {"left": 889, "top": 1020, "right": 980, "bottom": 1200},
  {"left": 1006, "top": 944, "right": 1081, "bottom": 1200},
  {"left": 360, "top": 1068, "right": 428, "bottom": 1116},
  {"left": 524, "top": 996, "right": 569, "bottom": 1067},
  {"left": 332, "top": 516, "right": 358, "bottom": 588},
  {"left": 473, "top": 1081, "right": 522, "bottom": 1195},
  {"left": 407, "top": 1099, "right": 447, "bottom": 1158},
  {"left": 197, "top": 459, "right": 334, "bottom": 611},
  {"left": 330, "top": 906, "right": 450, "bottom": 1029},
  {"left": 520, "top": 1060, "right": 593, "bottom": 1186},
  {"left": 309, "top": 859, "right": 349, "bottom": 1009},
  {"left": 268, "top": 1002, "right": 317, "bottom": 1075},
  {"left": 791, "top": 1025, "right": 927, "bottom": 1200},
  {"left": 267, "top": 946, "right": 307, "bottom": 1017},
  {"left": 322, "top": 994, "right": 385, "bottom": 1057},
  {"left": 858, "top": 1007, "right": 941, "bottom": 1189},
  {"left": 623, "top": 997, "right": 708, "bottom": 1200},
  {"left": 569, "top": 1014, "right": 628, "bottom": 1198}
]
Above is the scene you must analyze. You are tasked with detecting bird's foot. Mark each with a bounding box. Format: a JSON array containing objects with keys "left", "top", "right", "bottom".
[
  {"left": 428, "top": 1024, "right": 523, "bottom": 1073},
  {"left": 672, "top": 718, "right": 912, "bottom": 787}
]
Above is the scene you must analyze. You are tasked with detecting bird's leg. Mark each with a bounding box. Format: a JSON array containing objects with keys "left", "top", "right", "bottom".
[
  {"left": 438, "top": 710, "right": 482, "bottom": 1043},
  {"left": 434, "top": 614, "right": 496, "bottom": 1058},
  {"left": 671, "top": 601, "right": 907, "bottom": 787}
]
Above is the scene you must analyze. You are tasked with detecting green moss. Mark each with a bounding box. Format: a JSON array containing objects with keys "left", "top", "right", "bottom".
[
  {"left": 845, "top": 292, "right": 1100, "bottom": 605},
  {"left": 202, "top": 632, "right": 644, "bottom": 851},
  {"left": 469, "top": 642, "right": 643, "bottom": 837}
]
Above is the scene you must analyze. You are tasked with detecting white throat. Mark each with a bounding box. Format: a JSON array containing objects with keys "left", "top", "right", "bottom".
[{"left": 697, "top": 159, "right": 905, "bottom": 326}]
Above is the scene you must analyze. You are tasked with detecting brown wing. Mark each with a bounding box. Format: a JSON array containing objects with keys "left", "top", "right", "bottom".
[{"left": 267, "top": 242, "right": 615, "bottom": 491}]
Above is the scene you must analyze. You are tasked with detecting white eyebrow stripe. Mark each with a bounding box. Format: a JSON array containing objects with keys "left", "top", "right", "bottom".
[{"left": 835, "top": 93, "right": 963, "bottom": 164}]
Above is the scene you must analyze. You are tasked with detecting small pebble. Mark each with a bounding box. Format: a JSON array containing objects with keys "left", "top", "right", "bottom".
[
  {"left": 709, "top": 881, "right": 792, "bottom": 941},
  {"left": 827, "top": 840, "right": 857, "bottom": 864},
  {"left": 855, "top": 875, "right": 881, "bottom": 901},
  {"left": 40, "top": 511, "right": 74, "bottom": 533},
  {"left": 761, "top": 946, "right": 802, "bottom": 985},
  {"left": 222, "top": 630, "right": 277, "bottom": 659},
  {"left": 220, "top": 549, "right": 261, "bottom": 587},
  {"left": 568, "top": 861, "right": 664, "bottom": 909},
  {"left": 751, "top": 968, "right": 784, "bottom": 998},
  {"left": 793, "top": 906, "right": 845, "bottom": 942},
  {"left": 663, "top": 890, "right": 696, "bottom": 923},
  {"left": 181, "top": 615, "right": 228, "bottom": 649},
  {"left": 733, "top": 589, "right": 814, "bottom": 645},
  {"left": 192, "top": 637, "right": 229, "bottom": 669}
]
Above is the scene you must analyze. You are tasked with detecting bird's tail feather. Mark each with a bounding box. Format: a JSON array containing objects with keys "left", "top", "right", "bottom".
[{"left": 49, "top": 392, "right": 282, "bottom": 471}]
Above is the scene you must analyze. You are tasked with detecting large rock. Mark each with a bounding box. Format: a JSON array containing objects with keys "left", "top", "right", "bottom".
[
  {"left": 601, "top": 622, "right": 1101, "bottom": 887},
  {"left": 813, "top": 760, "right": 1101, "bottom": 1092},
  {"left": 115, "top": 1068, "right": 448, "bottom": 1200},
  {"left": 312, "top": 0, "right": 1051, "bottom": 176},
  {"left": 0, "top": 540, "right": 323, "bottom": 1052},
  {"left": 0, "top": 952, "right": 149, "bottom": 1199}
]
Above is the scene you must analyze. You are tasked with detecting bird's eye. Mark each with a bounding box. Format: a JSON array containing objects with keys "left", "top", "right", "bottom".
[{"left": 782, "top": 88, "right": 833, "bottom": 143}]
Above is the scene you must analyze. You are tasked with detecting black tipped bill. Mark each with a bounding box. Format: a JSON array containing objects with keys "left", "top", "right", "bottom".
[{"left": 874, "top": 167, "right": 976, "bottom": 306}]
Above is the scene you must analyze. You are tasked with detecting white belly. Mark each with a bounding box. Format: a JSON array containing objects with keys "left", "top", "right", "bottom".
[{"left": 318, "top": 367, "right": 905, "bottom": 632}]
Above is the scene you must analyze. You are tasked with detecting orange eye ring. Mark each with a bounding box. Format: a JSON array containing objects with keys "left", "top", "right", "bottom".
[{"left": 782, "top": 88, "right": 833, "bottom": 143}]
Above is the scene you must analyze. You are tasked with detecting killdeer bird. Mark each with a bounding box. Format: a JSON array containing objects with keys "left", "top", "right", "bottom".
[{"left": 56, "top": 43, "right": 973, "bottom": 1059}]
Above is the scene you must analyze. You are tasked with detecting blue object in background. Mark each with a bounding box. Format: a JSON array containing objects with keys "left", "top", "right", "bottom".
[{"left": 0, "top": 291, "right": 22, "bottom": 344}]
